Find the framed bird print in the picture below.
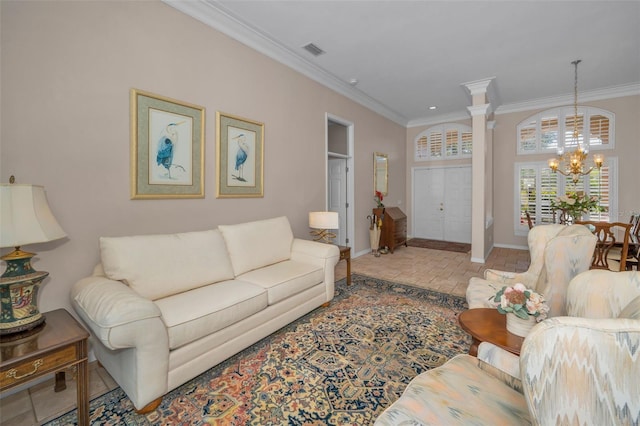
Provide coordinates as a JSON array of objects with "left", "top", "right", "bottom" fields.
[
  {"left": 216, "top": 112, "right": 264, "bottom": 198},
  {"left": 130, "top": 89, "right": 205, "bottom": 199}
]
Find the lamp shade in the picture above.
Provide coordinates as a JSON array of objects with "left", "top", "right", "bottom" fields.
[
  {"left": 309, "top": 211, "right": 339, "bottom": 230},
  {"left": 1, "top": 184, "right": 67, "bottom": 248}
]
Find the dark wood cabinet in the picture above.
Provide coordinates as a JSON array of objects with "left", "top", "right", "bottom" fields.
[{"left": 373, "top": 207, "right": 407, "bottom": 253}]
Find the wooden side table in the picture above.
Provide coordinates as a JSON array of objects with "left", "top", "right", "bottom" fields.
[
  {"left": 458, "top": 308, "right": 524, "bottom": 356},
  {"left": 0, "top": 309, "right": 90, "bottom": 425},
  {"left": 338, "top": 245, "right": 351, "bottom": 285}
]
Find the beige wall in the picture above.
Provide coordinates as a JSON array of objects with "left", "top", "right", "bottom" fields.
[
  {"left": 407, "top": 95, "right": 640, "bottom": 250},
  {"left": 0, "top": 1, "right": 405, "bottom": 315}
]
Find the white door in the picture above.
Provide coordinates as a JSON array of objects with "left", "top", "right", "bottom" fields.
[
  {"left": 443, "top": 167, "right": 472, "bottom": 243},
  {"left": 328, "top": 157, "right": 347, "bottom": 245},
  {"left": 414, "top": 168, "right": 445, "bottom": 239},
  {"left": 413, "top": 166, "right": 471, "bottom": 243}
]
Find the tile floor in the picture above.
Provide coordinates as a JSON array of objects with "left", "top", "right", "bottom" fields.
[{"left": 0, "top": 245, "right": 529, "bottom": 425}]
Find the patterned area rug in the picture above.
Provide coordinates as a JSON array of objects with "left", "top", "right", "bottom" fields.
[
  {"left": 46, "top": 275, "right": 470, "bottom": 425},
  {"left": 406, "top": 238, "right": 471, "bottom": 253}
]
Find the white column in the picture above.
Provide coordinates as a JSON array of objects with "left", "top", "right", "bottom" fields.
[{"left": 468, "top": 103, "right": 490, "bottom": 263}]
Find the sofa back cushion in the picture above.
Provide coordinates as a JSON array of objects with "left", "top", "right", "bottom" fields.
[
  {"left": 219, "top": 216, "right": 293, "bottom": 276},
  {"left": 100, "top": 230, "right": 234, "bottom": 300}
]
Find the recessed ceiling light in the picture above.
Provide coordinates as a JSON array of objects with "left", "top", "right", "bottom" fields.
[
  {"left": 349, "top": 78, "right": 359, "bottom": 86},
  {"left": 428, "top": 106, "right": 437, "bottom": 110}
]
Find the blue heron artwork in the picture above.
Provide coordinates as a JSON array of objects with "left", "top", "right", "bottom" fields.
[
  {"left": 232, "top": 133, "right": 249, "bottom": 182},
  {"left": 156, "top": 121, "right": 186, "bottom": 180}
]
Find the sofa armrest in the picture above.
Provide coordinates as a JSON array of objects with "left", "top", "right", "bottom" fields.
[
  {"left": 291, "top": 239, "right": 340, "bottom": 262},
  {"left": 478, "top": 342, "right": 521, "bottom": 379},
  {"left": 291, "top": 239, "right": 340, "bottom": 301},
  {"left": 71, "top": 274, "right": 165, "bottom": 350}
]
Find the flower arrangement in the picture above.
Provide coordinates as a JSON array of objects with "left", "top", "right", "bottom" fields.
[
  {"left": 374, "top": 190, "right": 385, "bottom": 208},
  {"left": 550, "top": 191, "right": 603, "bottom": 221},
  {"left": 493, "top": 283, "right": 549, "bottom": 322}
]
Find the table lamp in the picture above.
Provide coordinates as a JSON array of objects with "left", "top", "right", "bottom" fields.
[
  {"left": 309, "top": 211, "right": 339, "bottom": 244},
  {"left": 1, "top": 178, "right": 66, "bottom": 335}
]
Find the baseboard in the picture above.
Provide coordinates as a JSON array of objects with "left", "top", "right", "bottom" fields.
[{"left": 494, "top": 243, "right": 528, "bottom": 250}]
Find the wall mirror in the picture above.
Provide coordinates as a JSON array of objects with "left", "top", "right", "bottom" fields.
[{"left": 373, "top": 152, "right": 388, "bottom": 196}]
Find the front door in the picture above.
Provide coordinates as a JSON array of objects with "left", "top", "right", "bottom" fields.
[{"left": 413, "top": 166, "right": 472, "bottom": 243}]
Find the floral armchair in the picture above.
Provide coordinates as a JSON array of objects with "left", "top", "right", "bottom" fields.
[
  {"left": 466, "top": 224, "right": 596, "bottom": 317},
  {"left": 375, "top": 271, "right": 640, "bottom": 425}
]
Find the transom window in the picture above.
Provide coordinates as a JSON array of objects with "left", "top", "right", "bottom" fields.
[
  {"left": 517, "top": 106, "right": 614, "bottom": 154},
  {"left": 415, "top": 123, "right": 472, "bottom": 161}
]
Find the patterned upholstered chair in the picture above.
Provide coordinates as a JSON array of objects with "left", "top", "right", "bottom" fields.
[
  {"left": 375, "top": 271, "right": 640, "bottom": 425},
  {"left": 466, "top": 224, "right": 596, "bottom": 317}
]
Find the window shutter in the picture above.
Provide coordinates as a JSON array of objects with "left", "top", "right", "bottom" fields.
[
  {"left": 519, "top": 123, "right": 537, "bottom": 152},
  {"left": 589, "top": 114, "right": 610, "bottom": 147},
  {"left": 416, "top": 135, "right": 428, "bottom": 159},
  {"left": 461, "top": 131, "right": 472, "bottom": 155},
  {"left": 540, "top": 116, "right": 559, "bottom": 150},
  {"left": 564, "top": 113, "right": 584, "bottom": 148},
  {"left": 446, "top": 130, "right": 459, "bottom": 157},
  {"left": 587, "top": 166, "right": 609, "bottom": 221},
  {"left": 539, "top": 168, "right": 558, "bottom": 224},
  {"left": 430, "top": 132, "right": 442, "bottom": 158},
  {"left": 519, "top": 167, "right": 537, "bottom": 226}
]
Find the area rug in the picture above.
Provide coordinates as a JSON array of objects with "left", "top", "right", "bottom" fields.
[
  {"left": 46, "top": 275, "right": 470, "bottom": 426},
  {"left": 406, "top": 238, "right": 471, "bottom": 253}
]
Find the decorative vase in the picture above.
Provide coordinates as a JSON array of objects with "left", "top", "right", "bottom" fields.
[
  {"left": 369, "top": 227, "right": 381, "bottom": 256},
  {"left": 506, "top": 313, "right": 536, "bottom": 337}
]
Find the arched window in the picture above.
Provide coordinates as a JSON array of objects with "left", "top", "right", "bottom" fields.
[
  {"left": 517, "top": 106, "right": 614, "bottom": 154},
  {"left": 415, "top": 123, "right": 472, "bottom": 161}
]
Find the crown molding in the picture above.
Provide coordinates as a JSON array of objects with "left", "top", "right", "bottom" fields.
[
  {"left": 163, "top": 0, "right": 408, "bottom": 126},
  {"left": 406, "top": 111, "right": 471, "bottom": 128},
  {"left": 495, "top": 83, "right": 640, "bottom": 115}
]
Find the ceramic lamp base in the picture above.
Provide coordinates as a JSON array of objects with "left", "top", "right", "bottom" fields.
[
  {"left": 1, "top": 250, "right": 48, "bottom": 335},
  {"left": 506, "top": 313, "right": 536, "bottom": 337}
]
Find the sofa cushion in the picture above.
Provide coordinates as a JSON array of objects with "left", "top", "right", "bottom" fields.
[
  {"left": 219, "top": 216, "right": 294, "bottom": 276},
  {"left": 238, "top": 260, "right": 324, "bottom": 305},
  {"left": 100, "top": 230, "right": 235, "bottom": 301},
  {"left": 154, "top": 279, "right": 267, "bottom": 350}
]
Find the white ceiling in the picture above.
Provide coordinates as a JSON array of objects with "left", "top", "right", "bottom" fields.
[{"left": 165, "top": 0, "right": 640, "bottom": 127}]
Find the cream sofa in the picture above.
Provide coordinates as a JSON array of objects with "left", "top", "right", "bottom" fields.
[{"left": 71, "top": 216, "right": 339, "bottom": 411}]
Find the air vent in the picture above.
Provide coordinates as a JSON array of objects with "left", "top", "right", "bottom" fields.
[{"left": 302, "top": 42, "right": 325, "bottom": 57}]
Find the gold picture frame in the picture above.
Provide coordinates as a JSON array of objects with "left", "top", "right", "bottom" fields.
[
  {"left": 130, "top": 89, "right": 205, "bottom": 199},
  {"left": 216, "top": 112, "right": 264, "bottom": 198}
]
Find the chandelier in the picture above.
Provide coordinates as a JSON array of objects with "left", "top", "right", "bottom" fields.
[{"left": 548, "top": 59, "right": 603, "bottom": 184}]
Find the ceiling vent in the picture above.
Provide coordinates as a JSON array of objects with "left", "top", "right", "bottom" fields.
[{"left": 302, "top": 43, "right": 325, "bottom": 57}]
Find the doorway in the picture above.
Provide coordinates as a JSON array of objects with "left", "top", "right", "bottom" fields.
[
  {"left": 326, "top": 114, "right": 354, "bottom": 247},
  {"left": 413, "top": 166, "right": 472, "bottom": 243}
]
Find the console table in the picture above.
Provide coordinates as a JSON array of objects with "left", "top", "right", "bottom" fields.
[
  {"left": 338, "top": 245, "right": 351, "bottom": 285},
  {"left": 0, "top": 309, "right": 90, "bottom": 425}
]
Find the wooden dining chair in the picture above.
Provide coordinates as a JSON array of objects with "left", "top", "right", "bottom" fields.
[
  {"left": 525, "top": 211, "right": 534, "bottom": 229},
  {"left": 575, "top": 221, "right": 633, "bottom": 271}
]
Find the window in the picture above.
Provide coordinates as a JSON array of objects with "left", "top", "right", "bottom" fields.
[
  {"left": 517, "top": 107, "right": 614, "bottom": 154},
  {"left": 514, "top": 159, "right": 617, "bottom": 235},
  {"left": 415, "top": 123, "right": 472, "bottom": 161}
]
